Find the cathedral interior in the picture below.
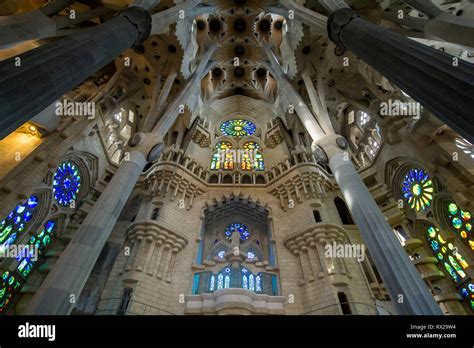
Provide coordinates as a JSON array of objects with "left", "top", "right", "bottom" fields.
[{"left": 0, "top": 0, "right": 473, "bottom": 317}]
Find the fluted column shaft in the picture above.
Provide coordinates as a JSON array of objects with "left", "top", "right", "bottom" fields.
[
  {"left": 328, "top": 149, "right": 442, "bottom": 314},
  {"left": 327, "top": 9, "right": 474, "bottom": 143},
  {"left": 26, "top": 151, "right": 148, "bottom": 314},
  {"left": 0, "top": 6, "right": 151, "bottom": 140}
]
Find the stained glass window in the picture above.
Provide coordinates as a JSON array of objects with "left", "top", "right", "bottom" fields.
[
  {"left": 53, "top": 162, "right": 82, "bottom": 207},
  {"left": 207, "top": 267, "right": 264, "bottom": 294},
  {"left": 217, "top": 273, "right": 224, "bottom": 289},
  {"left": 359, "top": 111, "right": 370, "bottom": 127},
  {"left": 249, "top": 274, "right": 255, "bottom": 291},
  {"left": 247, "top": 251, "right": 255, "bottom": 260},
  {"left": 460, "top": 283, "right": 474, "bottom": 310},
  {"left": 447, "top": 202, "right": 473, "bottom": 250},
  {"left": 256, "top": 275, "right": 262, "bottom": 292},
  {"left": 220, "top": 119, "right": 256, "bottom": 137},
  {"left": 0, "top": 271, "right": 21, "bottom": 313},
  {"left": 426, "top": 225, "right": 472, "bottom": 305},
  {"left": 209, "top": 275, "right": 215, "bottom": 291},
  {"left": 224, "top": 223, "right": 250, "bottom": 241},
  {"left": 217, "top": 250, "right": 225, "bottom": 259},
  {"left": 0, "top": 195, "right": 39, "bottom": 254},
  {"left": 242, "top": 142, "right": 264, "bottom": 171},
  {"left": 401, "top": 168, "right": 433, "bottom": 212},
  {"left": 224, "top": 275, "right": 230, "bottom": 288},
  {"left": 16, "top": 221, "right": 56, "bottom": 278},
  {"left": 210, "top": 142, "right": 234, "bottom": 170}
]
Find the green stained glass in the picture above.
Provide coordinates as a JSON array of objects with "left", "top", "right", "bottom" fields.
[{"left": 220, "top": 119, "right": 256, "bottom": 137}]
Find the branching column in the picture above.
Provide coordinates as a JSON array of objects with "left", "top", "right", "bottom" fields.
[
  {"left": 264, "top": 47, "right": 442, "bottom": 314},
  {"left": 25, "top": 43, "right": 216, "bottom": 314},
  {"left": 327, "top": 8, "right": 474, "bottom": 143},
  {"left": 0, "top": 6, "right": 152, "bottom": 139}
]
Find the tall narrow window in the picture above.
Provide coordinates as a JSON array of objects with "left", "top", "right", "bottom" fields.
[
  {"left": 151, "top": 208, "right": 160, "bottom": 220},
  {"left": 338, "top": 292, "right": 352, "bottom": 315},
  {"left": 313, "top": 210, "right": 322, "bottom": 223},
  {"left": 210, "top": 142, "right": 234, "bottom": 170},
  {"left": 117, "top": 287, "right": 133, "bottom": 315}
]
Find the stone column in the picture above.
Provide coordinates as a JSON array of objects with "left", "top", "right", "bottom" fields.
[
  {"left": 327, "top": 8, "right": 474, "bottom": 144},
  {"left": 25, "top": 150, "right": 148, "bottom": 314},
  {"left": 316, "top": 134, "right": 443, "bottom": 315},
  {"left": 152, "top": 42, "right": 217, "bottom": 138},
  {"left": 264, "top": 46, "right": 442, "bottom": 314},
  {"left": 0, "top": 6, "right": 151, "bottom": 140}
]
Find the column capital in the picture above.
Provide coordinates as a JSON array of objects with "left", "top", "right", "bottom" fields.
[
  {"left": 312, "top": 134, "right": 351, "bottom": 164},
  {"left": 327, "top": 8, "right": 359, "bottom": 48},
  {"left": 120, "top": 6, "right": 152, "bottom": 46},
  {"left": 127, "top": 132, "right": 164, "bottom": 162}
]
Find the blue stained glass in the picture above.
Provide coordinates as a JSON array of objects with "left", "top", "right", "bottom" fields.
[
  {"left": 430, "top": 240, "right": 440, "bottom": 252},
  {"left": 224, "top": 223, "right": 250, "bottom": 241},
  {"left": 220, "top": 119, "right": 256, "bottom": 137},
  {"left": 224, "top": 275, "right": 230, "bottom": 288},
  {"left": 210, "top": 275, "right": 215, "bottom": 291},
  {"left": 401, "top": 168, "right": 433, "bottom": 212},
  {"left": 468, "top": 284, "right": 474, "bottom": 292},
  {"left": 249, "top": 274, "right": 255, "bottom": 291},
  {"left": 217, "top": 250, "right": 225, "bottom": 259},
  {"left": 16, "top": 205, "right": 25, "bottom": 214},
  {"left": 217, "top": 274, "right": 224, "bottom": 289},
  {"left": 16, "top": 221, "right": 56, "bottom": 278},
  {"left": 461, "top": 288, "right": 469, "bottom": 298},
  {"left": 247, "top": 251, "right": 255, "bottom": 260},
  {"left": 27, "top": 196, "right": 39, "bottom": 209},
  {"left": 53, "top": 162, "right": 82, "bottom": 207},
  {"left": 242, "top": 275, "right": 248, "bottom": 289},
  {"left": 23, "top": 211, "right": 33, "bottom": 222},
  {"left": 256, "top": 275, "right": 262, "bottom": 292}
]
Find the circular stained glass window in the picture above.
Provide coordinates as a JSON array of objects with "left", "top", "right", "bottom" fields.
[
  {"left": 53, "top": 162, "right": 82, "bottom": 207},
  {"left": 224, "top": 222, "right": 250, "bottom": 241},
  {"left": 220, "top": 120, "right": 256, "bottom": 137},
  {"left": 401, "top": 168, "right": 434, "bottom": 212}
]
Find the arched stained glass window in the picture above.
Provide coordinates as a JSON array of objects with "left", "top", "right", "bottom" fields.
[
  {"left": 210, "top": 142, "right": 234, "bottom": 170},
  {"left": 0, "top": 271, "right": 21, "bottom": 314},
  {"left": 401, "top": 168, "right": 434, "bottom": 212},
  {"left": 0, "top": 195, "right": 39, "bottom": 254},
  {"left": 224, "top": 223, "right": 250, "bottom": 241},
  {"left": 224, "top": 275, "right": 230, "bottom": 288},
  {"left": 209, "top": 275, "right": 215, "bottom": 291},
  {"left": 242, "top": 274, "right": 248, "bottom": 289},
  {"left": 220, "top": 119, "right": 256, "bottom": 137},
  {"left": 242, "top": 142, "right": 264, "bottom": 171},
  {"left": 53, "top": 162, "right": 81, "bottom": 207},
  {"left": 256, "top": 275, "right": 262, "bottom": 292},
  {"left": 426, "top": 226, "right": 470, "bottom": 287},
  {"left": 16, "top": 221, "right": 56, "bottom": 278},
  {"left": 249, "top": 274, "right": 255, "bottom": 291},
  {"left": 217, "top": 273, "right": 224, "bottom": 290},
  {"left": 217, "top": 250, "right": 225, "bottom": 259},
  {"left": 447, "top": 202, "right": 473, "bottom": 250}
]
